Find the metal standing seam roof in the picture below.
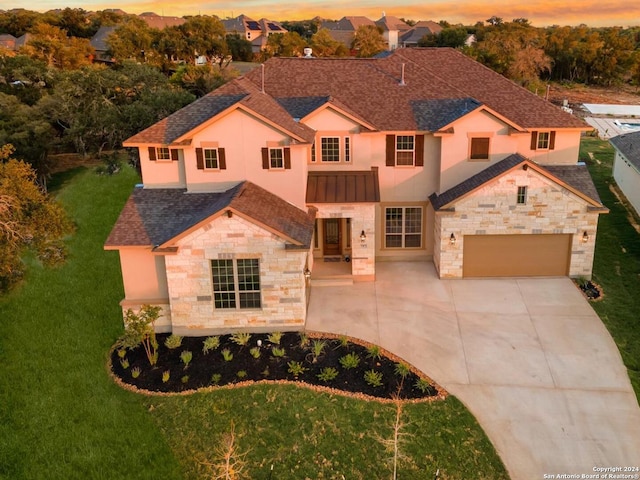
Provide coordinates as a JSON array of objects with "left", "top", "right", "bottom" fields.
[
  {"left": 105, "top": 181, "right": 316, "bottom": 249},
  {"left": 610, "top": 131, "right": 640, "bottom": 172},
  {"left": 306, "top": 169, "right": 380, "bottom": 203}
]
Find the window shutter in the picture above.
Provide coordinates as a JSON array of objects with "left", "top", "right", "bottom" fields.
[
  {"left": 219, "top": 148, "right": 226, "bottom": 170},
  {"left": 148, "top": 147, "right": 156, "bottom": 161},
  {"left": 196, "top": 148, "right": 204, "bottom": 169},
  {"left": 530, "top": 132, "right": 538, "bottom": 150},
  {"left": 170, "top": 149, "right": 179, "bottom": 161},
  {"left": 549, "top": 131, "right": 556, "bottom": 150},
  {"left": 386, "top": 135, "right": 395, "bottom": 166},
  {"left": 415, "top": 135, "right": 425, "bottom": 166},
  {"left": 284, "top": 147, "right": 291, "bottom": 169},
  {"left": 261, "top": 148, "right": 269, "bottom": 169}
]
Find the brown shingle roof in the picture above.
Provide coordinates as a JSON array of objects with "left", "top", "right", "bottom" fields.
[
  {"left": 105, "top": 181, "right": 315, "bottom": 249},
  {"left": 306, "top": 169, "right": 380, "bottom": 203}
]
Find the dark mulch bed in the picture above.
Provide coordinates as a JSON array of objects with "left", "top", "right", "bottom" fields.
[
  {"left": 111, "top": 332, "right": 441, "bottom": 401},
  {"left": 577, "top": 280, "right": 603, "bottom": 300}
]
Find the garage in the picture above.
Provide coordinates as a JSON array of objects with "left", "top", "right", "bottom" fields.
[{"left": 463, "top": 234, "right": 572, "bottom": 277}]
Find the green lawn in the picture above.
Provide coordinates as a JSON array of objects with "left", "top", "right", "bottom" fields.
[
  {"left": 580, "top": 137, "right": 640, "bottom": 398},
  {"left": 0, "top": 165, "right": 508, "bottom": 479}
]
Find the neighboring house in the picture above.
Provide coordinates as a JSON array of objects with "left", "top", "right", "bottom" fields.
[
  {"left": 138, "top": 12, "right": 185, "bottom": 29},
  {"left": 375, "top": 14, "right": 411, "bottom": 50},
  {"left": 89, "top": 25, "right": 117, "bottom": 63},
  {"left": 106, "top": 48, "right": 607, "bottom": 335},
  {"left": 399, "top": 21, "right": 443, "bottom": 47},
  {"left": 610, "top": 131, "right": 640, "bottom": 215},
  {"left": 222, "top": 15, "right": 287, "bottom": 53},
  {"left": 0, "top": 33, "right": 16, "bottom": 50},
  {"left": 321, "top": 16, "right": 377, "bottom": 49}
]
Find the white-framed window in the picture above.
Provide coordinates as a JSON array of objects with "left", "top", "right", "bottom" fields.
[
  {"left": 269, "top": 148, "right": 284, "bottom": 169},
  {"left": 321, "top": 137, "right": 340, "bottom": 162},
  {"left": 396, "top": 135, "right": 415, "bottom": 166},
  {"left": 156, "top": 147, "right": 171, "bottom": 161},
  {"left": 469, "top": 137, "right": 490, "bottom": 160},
  {"left": 203, "top": 148, "right": 219, "bottom": 169},
  {"left": 211, "top": 259, "right": 261, "bottom": 309},
  {"left": 517, "top": 186, "right": 527, "bottom": 204},
  {"left": 537, "top": 132, "right": 550, "bottom": 149},
  {"left": 385, "top": 206, "right": 422, "bottom": 248},
  {"left": 531, "top": 131, "right": 555, "bottom": 151}
]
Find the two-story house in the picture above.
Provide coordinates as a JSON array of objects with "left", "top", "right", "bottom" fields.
[{"left": 105, "top": 48, "right": 607, "bottom": 335}]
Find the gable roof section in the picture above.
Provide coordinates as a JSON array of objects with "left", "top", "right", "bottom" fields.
[
  {"left": 375, "top": 15, "right": 410, "bottom": 32},
  {"left": 400, "top": 22, "right": 443, "bottom": 44},
  {"left": 105, "top": 181, "right": 315, "bottom": 250},
  {"left": 306, "top": 169, "right": 380, "bottom": 203},
  {"left": 90, "top": 25, "right": 116, "bottom": 52},
  {"left": 610, "top": 131, "right": 640, "bottom": 172},
  {"left": 429, "top": 155, "right": 605, "bottom": 211},
  {"left": 411, "top": 98, "right": 482, "bottom": 131}
]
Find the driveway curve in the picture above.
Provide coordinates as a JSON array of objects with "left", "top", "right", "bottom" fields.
[{"left": 306, "top": 262, "right": 640, "bottom": 480}]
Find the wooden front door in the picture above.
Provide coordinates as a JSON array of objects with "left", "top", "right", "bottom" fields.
[{"left": 323, "top": 219, "right": 341, "bottom": 256}]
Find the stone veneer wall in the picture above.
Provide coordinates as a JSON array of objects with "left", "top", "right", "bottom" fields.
[
  {"left": 312, "top": 203, "right": 376, "bottom": 279},
  {"left": 164, "top": 214, "right": 309, "bottom": 335},
  {"left": 434, "top": 169, "right": 600, "bottom": 278}
]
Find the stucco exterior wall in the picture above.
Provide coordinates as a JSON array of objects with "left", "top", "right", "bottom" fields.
[
  {"left": 613, "top": 150, "right": 640, "bottom": 215},
  {"left": 311, "top": 203, "right": 376, "bottom": 279},
  {"left": 138, "top": 148, "right": 185, "bottom": 188},
  {"left": 119, "top": 249, "right": 169, "bottom": 300},
  {"left": 434, "top": 168, "right": 600, "bottom": 278},
  {"left": 164, "top": 214, "right": 309, "bottom": 335},
  {"left": 521, "top": 130, "right": 582, "bottom": 165}
]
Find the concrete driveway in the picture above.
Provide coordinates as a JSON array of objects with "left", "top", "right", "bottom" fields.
[{"left": 306, "top": 262, "right": 640, "bottom": 480}]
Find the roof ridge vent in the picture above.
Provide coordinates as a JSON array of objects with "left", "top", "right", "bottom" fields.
[{"left": 400, "top": 63, "right": 406, "bottom": 86}]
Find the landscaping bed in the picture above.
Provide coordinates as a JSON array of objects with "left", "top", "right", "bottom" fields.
[{"left": 111, "top": 331, "right": 443, "bottom": 401}]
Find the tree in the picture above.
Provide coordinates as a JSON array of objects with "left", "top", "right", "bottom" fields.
[
  {"left": 266, "top": 32, "right": 307, "bottom": 57},
  {"left": 351, "top": 25, "right": 386, "bottom": 58},
  {"left": 106, "top": 16, "right": 153, "bottom": 63},
  {"left": 56, "top": 8, "right": 92, "bottom": 38},
  {"left": 310, "top": 28, "right": 348, "bottom": 57},
  {"left": 20, "top": 23, "right": 93, "bottom": 69},
  {"left": 226, "top": 34, "right": 253, "bottom": 62},
  {"left": 0, "top": 54, "right": 51, "bottom": 106},
  {"left": 0, "top": 145, "right": 73, "bottom": 291},
  {"left": 419, "top": 27, "right": 468, "bottom": 48},
  {"left": 171, "top": 64, "right": 239, "bottom": 97},
  {"left": 180, "top": 15, "right": 228, "bottom": 66}
]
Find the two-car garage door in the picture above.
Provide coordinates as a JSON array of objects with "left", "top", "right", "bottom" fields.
[{"left": 463, "top": 234, "right": 572, "bottom": 277}]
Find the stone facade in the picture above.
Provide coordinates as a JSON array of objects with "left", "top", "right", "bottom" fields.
[
  {"left": 312, "top": 203, "right": 376, "bottom": 280},
  {"left": 164, "top": 214, "right": 309, "bottom": 335},
  {"left": 434, "top": 168, "right": 600, "bottom": 278}
]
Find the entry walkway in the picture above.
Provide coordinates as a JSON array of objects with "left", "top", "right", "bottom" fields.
[{"left": 306, "top": 262, "right": 640, "bottom": 480}]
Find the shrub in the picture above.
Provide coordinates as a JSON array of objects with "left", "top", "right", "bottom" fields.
[
  {"left": 165, "top": 334, "right": 183, "bottom": 349},
  {"left": 364, "top": 369, "right": 383, "bottom": 387},
  {"left": 180, "top": 350, "right": 193, "bottom": 368},
  {"left": 119, "top": 305, "right": 161, "bottom": 366},
  {"left": 117, "top": 349, "right": 127, "bottom": 359},
  {"left": 131, "top": 367, "right": 141, "bottom": 379},
  {"left": 221, "top": 349, "right": 233, "bottom": 361},
  {"left": 311, "top": 339, "right": 326, "bottom": 362},
  {"left": 287, "top": 361, "right": 307, "bottom": 378},
  {"left": 236, "top": 370, "right": 247, "bottom": 379},
  {"left": 298, "top": 333, "right": 310, "bottom": 348},
  {"left": 366, "top": 344, "right": 382, "bottom": 361},
  {"left": 249, "top": 347, "right": 261, "bottom": 359},
  {"left": 339, "top": 352, "right": 360, "bottom": 369},
  {"left": 267, "top": 332, "right": 282, "bottom": 345},
  {"left": 181, "top": 375, "right": 189, "bottom": 384},
  {"left": 202, "top": 336, "right": 220, "bottom": 354},
  {"left": 211, "top": 373, "right": 222, "bottom": 384},
  {"left": 394, "top": 362, "right": 411, "bottom": 379},
  {"left": 414, "top": 378, "right": 433, "bottom": 394},
  {"left": 337, "top": 335, "right": 350, "bottom": 348},
  {"left": 317, "top": 367, "right": 339, "bottom": 382},
  {"left": 120, "top": 358, "right": 129, "bottom": 369},
  {"left": 162, "top": 370, "right": 170, "bottom": 383},
  {"left": 231, "top": 332, "right": 251, "bottom": 346},
  {"left": 271, "top": 347, "right": 286, "bottom": 358}
]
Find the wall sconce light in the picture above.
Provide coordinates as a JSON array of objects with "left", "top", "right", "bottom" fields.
[
  {"left": 303, "top": 267, "right": 311, "bottom": 279},
  {"left": 582, "top": 231, "right": 589, "bottom": 243},
  {"left": 360, "top": 230, "right": 366, "bottom": 243},
  {"left": 449, "top": 233, "right": 456, "bottom": 245}
]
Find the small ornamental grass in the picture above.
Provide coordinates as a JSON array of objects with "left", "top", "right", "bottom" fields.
[
  {"left": 271, "top": 347, "right": 286, "bottom": 358},
  {"left": 339, "top": 352, "right": 360, "bottom": 369},
  {"left": 221, "top": 349, "right": 233, "bottom": 362},
  {"left": 230, "top": 332, "right": 251, "bottom": 346},
  {"left": 180, "top": 350, "right": 193, "bottom": 368},
  {"left": 317, "top": 367, "right": 339, "bottom": 382},
  {"left": 164, "top": 334, "right": 183, "bottom": 350},
  {"left": 202, "top": 336, "right": 220, "bottom": 354},
  {"left": 364, "top": 369, "right": 383, "bottom": 387},
  {"left": 287, "top": 361, "right": 307, "bottom": 378},
  {"left": 266, "top": 332, "right": 282, "bottom": 345}
]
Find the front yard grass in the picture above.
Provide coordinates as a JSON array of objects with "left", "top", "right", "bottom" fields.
[
  {"left": 0, "top": 164, "right": 508, "bottom": 479},
  {"left": 580, "top": 136, "right": 640, "bottom": 398}
]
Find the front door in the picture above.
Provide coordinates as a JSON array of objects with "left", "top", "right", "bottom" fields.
[{"left": 323, "top": 219, "right": 341, "bottom": 256}]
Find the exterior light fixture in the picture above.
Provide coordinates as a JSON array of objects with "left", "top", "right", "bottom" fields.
[
  {"left": 582, "top": 231, "right": 589, "bottom": 243},
  {"left": 303, "top": 267, "right": 311, "bottom": 279},
  {"left": 257, "top": 339, "right": 262, "bottom": 347},
  {"left": 360, "top": 230, "right": 366, "bottom": 242},
  {"left": 449, "top": 233, "right": 456, "bottom": 245}
]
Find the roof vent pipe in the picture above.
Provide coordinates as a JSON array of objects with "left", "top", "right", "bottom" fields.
[
  {"left": 261, "top": 63, "right": 265, "bottom": 94},
  {"left": 400, "top": 63, "right": 406, "bottom": 86},
  {"left": 303, "top": 47, "right": 313, "bottom": 58}
]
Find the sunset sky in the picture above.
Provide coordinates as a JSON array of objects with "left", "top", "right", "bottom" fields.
[{"left": 4, "top": 0, "right": 640, "bottom": 27}]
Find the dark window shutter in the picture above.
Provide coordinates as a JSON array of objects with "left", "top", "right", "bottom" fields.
[
  {"left": 530, "top": 132, "right": 538, "bottom": 150},
  {"left": 284, "top": 148, "right": 291, "bottom": 169},
  {"left": 148, "top": 147, "right": 156, "bottom": 161},
  {"left": 549, "top": 131, "right": 556, "bottom": 150},
  {"left": 261, "top": 148, "right": 269, "bottom": 169},
  {"left": 170, "top": 149, "right": 179, "bottom": 161},
  {"left": 386, "top": 135, "right": 395, "bottom": 166},
  {"left": 196, "top": 148, "right": 204, "bottom": 169},
  {"left": 415, "top": 135, "right": 425, "bottom": 166},
  {"left": 218, "top": 148, "right": 226, "bottom": 170}
]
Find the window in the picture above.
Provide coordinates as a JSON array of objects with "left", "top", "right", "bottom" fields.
[
  {"left": 269, "top": 148, "right": 284, "bottom": 169},
  {"left": 211, "top": 259, "right": 261, "bottom": 309},
  {"left": 385, "top": 207, "right": 422, "bottom": 248},
  {"left": 396, "top": 135, "right": 415, "bottom": 166},
  {"left": 470, "top": 137, "right": 490, "bottom": 160},
  {"left": 344, "top": 137, "right": 351, "bottom": 162},
  {"left": 537, "top": 132, "right": 550, "bottom": 149},
  {"left": 311, "top": 143, "right": 316, "bottom": 162},
  {"left": 517, "top": 186, "right": 527, "bottom": 204},
  {"left": 321, "top": 137, "right": 340, "bottom": 162},
  {"left": 203, "top": 148, "right": 218, "bottom": 169},
  {"left": 156, "top": 147, "right": 171, "bottom": 161}
]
